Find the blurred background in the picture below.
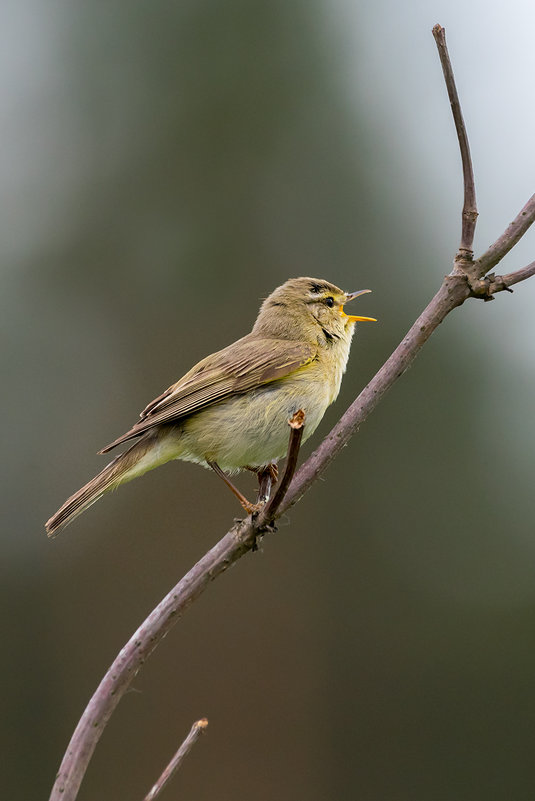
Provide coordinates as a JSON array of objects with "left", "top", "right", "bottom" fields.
[{"left": 2, "top": 1, "right": 535, "bottom": 798}]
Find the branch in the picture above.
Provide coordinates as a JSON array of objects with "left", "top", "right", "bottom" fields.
[
  {"left": 49, "top": 523, "right": 252, "bottom": 801},
  {"left": 499, "top": 260, "right": 535, "bottom": 288},
  {"left": 261, "top": 409, "right": 305, "bottom": 521},
  {"left": 469, "top": 260, "right": 535, "bottom": 300},
  {"left": 48, "top": 25, "right": 535, "bottom": 801},
  {"left": 475, "top": 194, "right": 535, "bottom": 277},
  {"left": 143, "top": 719, "right": 208, "bottom": 801},
  {"left": 432, "top": 24, "right": 478, "bottom": 257}
]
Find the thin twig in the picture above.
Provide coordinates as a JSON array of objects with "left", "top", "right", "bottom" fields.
[
  {"left": 48, "top": 26, "right": 535, "bottom": 801},
  {"left": 475, "top": 195, "right": 535, "bottom": 277},
  {"left": 432, "top": 24, "right": 478, "bottom": 257},
  {"left": 143, "top": 719, "right": 208, "bottom": 801},
  {"left": 499, "top": 260, "right": 535, "bottom": 288},
  {"left": 261, "top": 410, "right": 305, "bottom": 522},
  {"left": 469, "top": 260, "right": 535, "bottom": 299}
]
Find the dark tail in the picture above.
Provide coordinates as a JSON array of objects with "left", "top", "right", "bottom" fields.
[{"left": 45, "top": 435, "right": 166, "bottom": 537}]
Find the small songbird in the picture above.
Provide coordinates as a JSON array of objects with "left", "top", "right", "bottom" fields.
[{"left": 45, "top": 277, "right": 375, "bottom": 536}]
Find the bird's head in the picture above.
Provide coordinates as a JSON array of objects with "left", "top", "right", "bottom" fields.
[{"left": 253, "top": 277, "right": 376, "bottom": 344}]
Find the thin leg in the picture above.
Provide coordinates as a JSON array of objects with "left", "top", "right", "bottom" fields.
[
  {"left": 207, "top": 461, "right": 262, "bottom": 515},
  {"left": 255, "top": 463, "right": 278, "bottom": 505},
  {"left": 245, "top": 463, "right": 279, "bottom": 505}
]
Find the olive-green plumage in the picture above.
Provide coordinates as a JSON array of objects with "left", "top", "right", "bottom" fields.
[{"left": 46, "top": 277, "right": 375, "bottom": 536}]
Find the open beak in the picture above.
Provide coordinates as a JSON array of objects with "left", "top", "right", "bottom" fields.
[{"left": 341, "top": 289, "right": 377, "bottom": 323}]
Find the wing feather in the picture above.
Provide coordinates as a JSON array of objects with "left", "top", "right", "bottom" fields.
[{"left": 99, "top": 337, "right": 316, "bottom": 453}]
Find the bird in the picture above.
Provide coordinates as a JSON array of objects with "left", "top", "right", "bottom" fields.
[{"left": 45, "top": 277, "right": 376, "bottom": 537}]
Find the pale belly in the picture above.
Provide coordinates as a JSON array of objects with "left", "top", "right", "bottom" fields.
[{"left": 173, "top": 378, "right": 331, "bottom": 472}]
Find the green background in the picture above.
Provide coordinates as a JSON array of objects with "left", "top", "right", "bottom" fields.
[{"left": 2, "top": 1, "right": 535, "bottom": 798}]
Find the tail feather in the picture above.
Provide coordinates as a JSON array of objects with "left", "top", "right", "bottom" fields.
[{"left": 46, "top": 435, "right": 165, "bottom": 538}]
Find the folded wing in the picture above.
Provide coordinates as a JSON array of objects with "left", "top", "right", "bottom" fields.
[{"left": 99, "top": 337, "right": 316, "bottom": 453}]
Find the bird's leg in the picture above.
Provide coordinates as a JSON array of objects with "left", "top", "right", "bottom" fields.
[
  {"left": 207, "top": 461, "right": 263, "bottom": 515},
  {"left": 255, "top": 463, "right": 279, "bottom": 505}
]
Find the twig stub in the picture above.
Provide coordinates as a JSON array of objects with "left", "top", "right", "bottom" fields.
[
  {"left": 143, "top": 718, "right": 208, "bottom": 801},
  {"left": 289, "top": 409, "right": 306, "bottom": 428},
  {"left": 260, "top": 410, "right": 305, "bottom": 523}
]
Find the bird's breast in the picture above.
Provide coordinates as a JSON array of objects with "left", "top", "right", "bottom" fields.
[
  {"left": 176, "top": 373, "right": 332, "bottom": 472},
  {"left": 318, "top": 333, "right": 353, "bottom": 405}
]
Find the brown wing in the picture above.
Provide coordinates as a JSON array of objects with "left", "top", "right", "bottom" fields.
[{"left": 99, "top": 337, "right": 316, "bottom": 453}]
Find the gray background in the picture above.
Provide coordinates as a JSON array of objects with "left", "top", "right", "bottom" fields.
[{"left": 2, "top": 1, "right": 535, "bottom": 798}]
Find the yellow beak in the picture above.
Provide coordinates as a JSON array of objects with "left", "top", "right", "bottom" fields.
[{"left": 341, "top": 289, "right": 377, "bottom": 323}]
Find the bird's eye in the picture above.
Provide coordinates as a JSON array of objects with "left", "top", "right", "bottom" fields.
[{"left": 324, "top": 297, "right": 334, "bottom": 307}]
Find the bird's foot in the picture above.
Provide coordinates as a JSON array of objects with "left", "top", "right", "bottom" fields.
[
  {"left": 240, "top": 499, "right": 266, "bottom": 516},
  {"left": 266, "top": 462, "right": 279, "bottom": 483}
]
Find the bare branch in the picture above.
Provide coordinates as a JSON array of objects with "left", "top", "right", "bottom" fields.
[
  {"left": 432, "top": 24, "right": 478, "bottom": 257},
  {"left": 469, "top": 260, "right": 535, "bottom": 300},
  {"left": 49, "top": 528, "right": 253, "bottom": 801},
  {"left": 143, "top": 719, "right": 208, "bottom": 801},
  {"left": 475, "top": 194, "right": 535, "bottom": 277},
  {"left": 500, "top": 260, "right": 535, "bottom": 288}
]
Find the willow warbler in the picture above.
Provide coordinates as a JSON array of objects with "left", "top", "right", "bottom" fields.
[{"left": 46, "top": 277, "right": 375, "bottom": 536}]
